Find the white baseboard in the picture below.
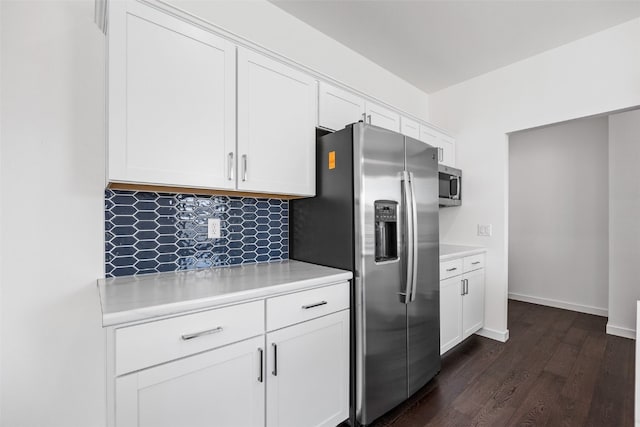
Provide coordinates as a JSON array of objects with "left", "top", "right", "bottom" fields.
[
  {"left": 476, "top": 327, "right": 509, "bottom": 342},
  {"left": 606, "top": 323, "right": 636, "bottom": 339},
  {"left": 508, "top": 292, "right": 608, "bottom": 317}
]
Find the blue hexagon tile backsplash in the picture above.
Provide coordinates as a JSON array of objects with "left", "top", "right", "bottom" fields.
[{"left": 104, "top": 190, "right": 288, "bottom": 277}]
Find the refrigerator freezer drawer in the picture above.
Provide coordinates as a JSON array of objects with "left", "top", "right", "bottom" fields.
[
  {"left": 266, "top": 281, "right": 350, "bottom": 331},
  {"left": 440, "top": 258, "right": 463, "bottom": 280}
]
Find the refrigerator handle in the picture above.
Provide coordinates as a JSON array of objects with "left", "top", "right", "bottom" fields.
[
  {"left": 408, "top": 172, "right": 419, "bottom": 302},
  {"left": 401, "top": 171, "right": 415, "bottom": 304}
]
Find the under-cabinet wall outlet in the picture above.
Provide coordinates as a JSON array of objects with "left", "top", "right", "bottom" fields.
[
  {"left": 208, "top": 218, "right": 221, "bottom": 239},
  {"left": 477, "top": 224, "right": 492, "bottom": 237}
]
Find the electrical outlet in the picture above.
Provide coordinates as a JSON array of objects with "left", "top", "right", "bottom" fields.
[
  {"left": 477, "top": 224, "right": 492, "bottom": 237},
  {"left": 208, "top": 218, "right": 221, "bottom": 239}
]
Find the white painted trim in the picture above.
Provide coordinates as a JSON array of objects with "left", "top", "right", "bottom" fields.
[
  {"left": 508, "top": 292, "right": 608, "bottom": 317},
  {"left": 606, "top": 322, "right": 635, "bottom": 340},
  {"left": 476, "top": 327, "right": 509, "bottom": 343}
]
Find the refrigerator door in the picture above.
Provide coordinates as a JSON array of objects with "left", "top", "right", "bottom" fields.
[
  {"left": 354, "top": 123, "right": 408, "bottom": 426},
  {"left": 405, "top": 137, "right": 441, "bottom": 396}
]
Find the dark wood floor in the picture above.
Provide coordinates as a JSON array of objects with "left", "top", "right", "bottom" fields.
[{"left": 370, "top": 300, "right": 635, "bottom": 427}]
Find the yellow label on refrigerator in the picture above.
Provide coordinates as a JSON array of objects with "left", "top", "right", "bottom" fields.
[{"left": 328, "top": 151, "right": 336, "bottom": 170}]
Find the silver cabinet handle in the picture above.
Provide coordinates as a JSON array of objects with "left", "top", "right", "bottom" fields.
[
  {"left": 367, "top": 114, "right": 372, "bottom": 124},
  {"left": 258, "top": 348, "right": 264, "bottom": 383},
  {"left": 446, "top": 267, "right": 457, "bottom": 272},
  {"left": 241, "top": 154, "right": 248, "bottom": 181},
  {"left": 464, "top": 279, "right": 469, "bottom": 295},
  {"left": 361, "top": 112, "right": 366, "bottom": 122},
  {"left": 461, "top": 280, "right": 465, "bottom": 296},
  {"left": 302, "top": 301, "right": 327, "bottom": 310},
  {"left": 181, "top": 326, "right": 223, "bottom": 341},
  {"left": 227, "top": 152, "right": 234, "bottom": 181},
  {"left": 471, "top": 261, "right": 481, "bottom": 265},
  {"left": 272, "top": 343, "right": 278, "bottom": 376}
]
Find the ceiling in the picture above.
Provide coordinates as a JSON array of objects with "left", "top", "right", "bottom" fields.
[{"left": 269, "top": 1, "right": 640, "bottom": 93}]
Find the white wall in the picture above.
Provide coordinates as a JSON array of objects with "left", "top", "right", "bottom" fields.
[
  {"left": 429, "top": 17, "right": 640, "bottom": 339},
  {"left": 608, "top": 109, "right": 640, "bottom": 338},
  {"left": 0, "top": 1, "right": 431, "bottom": 424},
  {"left": 1, "top": 1, "right": 106, "bottom": 425},
  {"left": 508, "top": 117, "right": 609, "bottom": 316},
  {"left": 164, "top": 0, "right": 429, "bottom": 121}
]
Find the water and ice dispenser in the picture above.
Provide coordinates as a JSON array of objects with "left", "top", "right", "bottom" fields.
[{"left": 374, "top": 200, "right": 398, "bottom": 262}]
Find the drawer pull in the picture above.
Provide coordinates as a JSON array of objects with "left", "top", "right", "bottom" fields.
[
  {"left": 180, "top": 326, "right": 223, "bottom": 341},
  {"left": 258, "top": 348, "right": 264, "bottom": 383},
  {"left": 302, "top": 301, "right": 328, "bottom": 310},
  {"left": 446, "top": 267, "right": 458, "bottom": 272},
  {"left": 471, "top": 261, "right": 481, "bottom": 265},
  {"left": 272, "top": 343, "right": 278, "bottom": 376}
]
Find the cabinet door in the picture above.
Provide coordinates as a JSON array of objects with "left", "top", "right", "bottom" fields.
[
  {"left": 318, "top": 82, "right": 365, "bottom": 131},
  {"left": 440, "top": 276, "right": 464, "bottom": 355},
  {"left": 108, "top": 1, "right": 236, "bottom": 189},
  {"left": 419, "top": 124, "right": 439, "bottom": 146},
  {"left": 365, "top": 101, "right": 400, "bottom": 132},
  {"left": 400, "top": 117, "right": 420, "bottom": 139},
  {"left": 462, "top": 269, "right": 485, "bottom": 339},
  {"left": 266, "top": 310, "right": 349, "bottom": 427},
  {"left": 237, "top": 48, "right": 316, "bottom": 196},
  {"left": 115, "top": 336, "right": 265, "bottom": 427},
  {"left": 439, "top": 134, "right": 456, "bottom": 167}
]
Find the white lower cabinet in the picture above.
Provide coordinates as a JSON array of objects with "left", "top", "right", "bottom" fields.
[
  {"left": 115, "top": 336, "right": 265, "bottom": 427},
  {"left": 462, "top": 269, "right": 485, "bottom": 339},
  {"left": 439, "top": 276, "right": 463, "bottom": 354},
  {"left": 266, "top": 310, "right": 350, "bottom": 427},
  {"left": 107, "top": 282, "right": 350, "bottom": 427},
  {"left": 439, "top": 254, "right": 485, "bottom": 354}
]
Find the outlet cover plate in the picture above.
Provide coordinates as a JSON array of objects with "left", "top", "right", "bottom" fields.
[
  {"left": 477, "top": 224, "right": 492, "bottom": 237},
  {"left": 208, "top": 218, "right": 221, "bottom": 239}
]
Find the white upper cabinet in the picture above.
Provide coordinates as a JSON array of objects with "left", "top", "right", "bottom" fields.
[
  {"left": 439, "top": 134, "right": 456, "bottom": 168},
  {"left": 419, "top": 124, "right": 456, "bottom": 167},
  {"left": 237, "top": 48, "right": 316, "bottom": 197},
  {"left": 365, "top": 101, "right": 400, "bottom": 132},
  {"left": 419, "top": 124, "right": 439, "bottom": 146},
  {"left": 108, "top": 1, "right": 236, "bottom": 189},
  {"left": 318, "top": 82, "right": 365, "bottom": 131},
  {"left": 400, "top": 116, "right": 420, "bottom": 139}
]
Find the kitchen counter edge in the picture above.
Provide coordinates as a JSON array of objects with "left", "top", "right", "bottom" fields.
[
  {"left": 98, "top": 260, "right": 352, "bottom": 328},
  {"left": 439, "top": 244, "right": 487, "bottom": 261}
]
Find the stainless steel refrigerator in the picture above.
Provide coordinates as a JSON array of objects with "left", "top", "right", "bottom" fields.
[{"left": 290, "top": 122, "right": 440, "bottom": 426}]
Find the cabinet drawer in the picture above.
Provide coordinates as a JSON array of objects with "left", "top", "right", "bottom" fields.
[
  {"left": 440, "top": 259, "right": 463, "bottom": 280},
  {"left": 266, "top": 282, "right": 350, "bottom": 331},
  {"left": 115, "top": 301, "right": 264, "bottom": 376},
  {"left": 463, "top": 254, "right": 485, "bottom": 272}
]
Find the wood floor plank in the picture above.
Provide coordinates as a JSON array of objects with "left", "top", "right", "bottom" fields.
[
  {"left": 504, "top": 371, "right": 566, "bottom": 427},
  {"left": 544, "top": 342, "right": 580, "bottom": 378}
]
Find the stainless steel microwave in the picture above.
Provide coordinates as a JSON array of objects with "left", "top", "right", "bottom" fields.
[{"left": 439, "top": 165, "right": 462, "bottom": 207}]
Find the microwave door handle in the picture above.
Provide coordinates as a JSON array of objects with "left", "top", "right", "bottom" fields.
[
  {"left": 450, "top": 176, "right": 460, "bottom": 200},
  {"left": 401, "top": 171, "right": 414, "bottom": 305},
  {"left": 408, "top": 172, "right": 419, "bottom": 302}
]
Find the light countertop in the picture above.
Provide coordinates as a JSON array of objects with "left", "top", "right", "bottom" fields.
[
  {"left": 98, "top": 260, "right": 352, "bottom": 327},
  {"left": 440, "top": 244, "right": 487, "bottom": 261}
]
